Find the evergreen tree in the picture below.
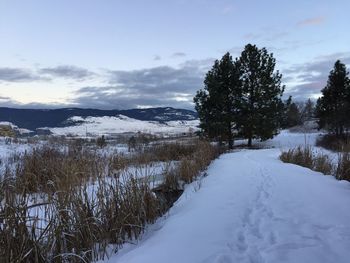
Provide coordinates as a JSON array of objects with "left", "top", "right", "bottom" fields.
[
  {"left": 301, "top": 98, "right": 315, "bottom": 122},
  {"left": 286, "top": 102, "right": 302, "bottom": 127},
  {"left": 194, "top": 52, "right": 241, "bottom": 149},
  {"left": 316, "top": 60, "right": 350, "bottom": 136},
  {"left": 280, "top": 96, "right": 292, "bottom": 128},
  {"left": 237, "top": 44, "right": 285, "bottom": 146}
]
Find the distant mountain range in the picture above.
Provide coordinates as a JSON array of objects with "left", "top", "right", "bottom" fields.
[{"left": 0, "top": 107, "right": 198, "bottom": 131}]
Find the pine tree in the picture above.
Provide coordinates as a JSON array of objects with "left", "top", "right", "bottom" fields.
[
  {"left": 301, "top": 98, "right": 315, "bottom": 122},
  {"left": 194, "top": 52, "right": 241, "bottom": 149},
  {"left": 316, "top": 60, "right": 350, "bottom": 136},
  {"left": 280, "top": 96, "right": 292, "bottom": 128},
  {"left": 194, "top": 45, "right": 285, "bottom": 148},
  {"left": 237, "top": 44, "right": 285, "bottom": 146},
  {"left": 286, "top": 102, "right": 302, "bottom": 127}
]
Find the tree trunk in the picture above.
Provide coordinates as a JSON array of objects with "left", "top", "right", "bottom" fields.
[
  {"left": 335, "top": 125, "right": 341, "bottom": 138},
  {"left": 228, "top": 122, "right": 234, "bottom": 149},
  {"left": 248, "top": 137, "right": 252, "bottom": 147},
  {"left": 228, "top": 138, "right": 234, "bottom": 149}
]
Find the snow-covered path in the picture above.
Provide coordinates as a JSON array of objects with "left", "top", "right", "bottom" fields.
[{"left": 104, "top": 147, "right": 350, "bottom": 263}]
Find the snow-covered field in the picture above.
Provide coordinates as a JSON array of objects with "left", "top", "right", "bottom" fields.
[
  {"left": 101, "top": 131, "right": 350, "bottom": 263},
  {"left": 0, "top": 137, "right": 34, "bottom": 174},
  {"left": 49, "top": 115, "right": 199, "bottom": 136}
]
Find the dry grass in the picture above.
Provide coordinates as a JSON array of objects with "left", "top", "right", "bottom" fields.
[
  {"left": 0, "top": 174, "right": 161, "bottom": 262},
  {"left": 316, "top": 134, "right": 350, "bottom": 152},
  {"left": 336, "top": 152, "right": 350, "bottom": 181},
  {"left": 154, "top": 141, "right": 221, "bottom": 209},
  {"left": 0, "top": 137, "right": 221, "bottom": 262},
  {"left": 0, "top": 125, "right": 16, "bottom": 137},
  {"left": 280, "top": 146, "right": 334, "bottom": 175},
  {"left": 130, "top": 141, "right": 199, "bottom": 165},
  {"left": 280, "top": 146, "right": 314, "bottom": 170},
  {"left": 14, "top": 145, "right": 106, "bottom": 193},
  {"left": 313, "top": 154, "right": 334, "bottom": 175}
]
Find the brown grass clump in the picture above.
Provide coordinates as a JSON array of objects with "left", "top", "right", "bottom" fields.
[
  {"left": 160, "top": 141, "right": 220, "bottom": 186},
  {"left": 280, "top": 145, "right": 350, "bottom": 182},
  {"left": 336, "top": 152, "right": 350, "bottom": 181},
  {"left": 129, "top": 141, "right": 198, "bottom": 165},
  {"left": 14, "top": 145, "right": 106, "bottom": 193},
  {"left": 280, "top": 146, "right": 334, "bottom": 175},
  {"left": 0, "top": 168, "right": 163, "bottom": 262},
  {"left": 280, "top": 146, "right": 314, "bottom": 169},
  {"left": 313, "top": 154, "right": 334, "bottom": 175}
]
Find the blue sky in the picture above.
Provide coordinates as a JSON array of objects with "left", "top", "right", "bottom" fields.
[{"left": 0, "top": 0, "right": 349, "bottom": 109}]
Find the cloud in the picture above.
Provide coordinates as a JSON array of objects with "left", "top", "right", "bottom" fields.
[
  {"left": 0, "top": 68, "right": 43, "bottom": 82},
  {"left": 244, "top": 33, "right": 263, "bottom": 40},
  {"left": 72, "top": 59, "right": 214, "bottom": 109},
  {"left": 0, "top": 96, "right": 15, "bottom": 105},
  {"left": 297, "top": 16, "right": 326, "bottom": 27},
  {"left": 243, "top": 27, "right": 289, "bottom": 42},
  {"left": 171, "top": 52, "right": 187, "bottom": 58},
  {"left": 5, "top": 50, "right": 348, "bottom": 109},
  {"left": 283, "top": 52, "right": 350, "bottom": 100},
  {"left": 39, "top": 65, "right": 95, "bottom": 80},
  {"left": 0, "top": 65, "right": 96, "bottom": 83},
  {"left": 0, "top": 96, "right": 66, "bottom": 109},
  {"left": 153, "top": 55, "right": 161, "bottom": 61}
]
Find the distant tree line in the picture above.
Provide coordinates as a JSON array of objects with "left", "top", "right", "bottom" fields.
[{"left": 282, "top": 98, "right": 315, "bottom": 128}]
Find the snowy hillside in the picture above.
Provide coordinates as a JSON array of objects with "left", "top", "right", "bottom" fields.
[
  {"left": 49, "top": 115, "right": 199, "bottom": 136},
  {"left": 102, "top": 131, "right": 350, "bottom": 263},
  {"left": 0, "top": 107, "right": 198, "bottom": 130}
]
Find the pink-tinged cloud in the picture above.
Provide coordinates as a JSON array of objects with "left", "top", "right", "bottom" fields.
[{"left": 297, "top": 16, "right": 326, "bottom": 26}]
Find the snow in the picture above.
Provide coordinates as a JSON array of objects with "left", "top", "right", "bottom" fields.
[
  {"left": 246, "top": 130, "right": 321, "bottom": 149},
  {"left": 0, "top": 138, "right": 33, "bottom": 174},
  {"left": 49, "top": 115, "right": 199, "bottom": 136},
  {"left": 101, "top": 131, "right": 350, "bottom": 263},
  {"left": 0, "top": 121, "right": 15, "bottom": 127}
]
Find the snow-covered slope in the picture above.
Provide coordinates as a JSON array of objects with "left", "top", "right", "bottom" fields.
[
  {"left": 0, "top": 107, "right": 198, "bottom": 130},
  {"left": 49, "top": 115, "right": 199, "bottom": 136},
  {"left": 102, "top": 132, "right": 350, "bottom": 263}
]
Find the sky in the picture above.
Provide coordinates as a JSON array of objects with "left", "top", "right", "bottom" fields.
[{"left": 0, "top": 0, "right": 349, "bottom": 110}]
